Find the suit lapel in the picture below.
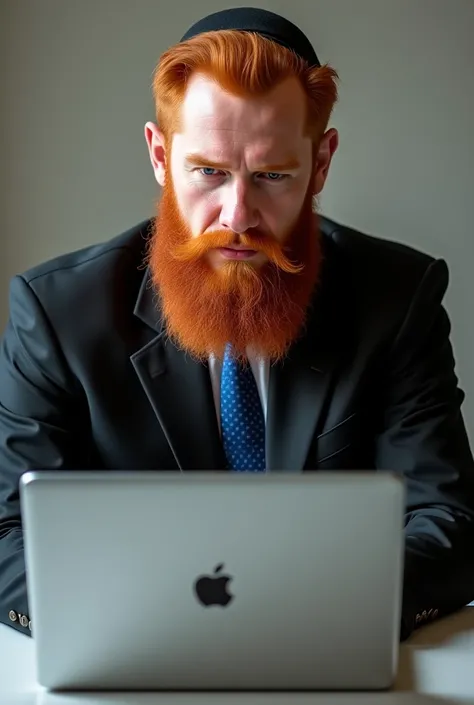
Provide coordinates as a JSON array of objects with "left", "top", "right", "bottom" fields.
[
  {"left": 131, "top": 269, "right": 226, "bottom": 471},
  {"left": 266, "top": 235, "right": 346, "bottom": 472},
  {"left": 266, "top": 349, "right": 338, "bottom": 473}
]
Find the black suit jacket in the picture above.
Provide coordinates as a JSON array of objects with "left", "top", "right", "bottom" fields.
[{"left": 1, "top": 216, "right": 474, "bottom": 639}]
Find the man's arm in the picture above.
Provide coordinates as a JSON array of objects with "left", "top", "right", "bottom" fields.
[
  {"left": 375, "top": 258, "right": 474, "bottom": 640},
  {"left": 0, "top": 275, "right": 86, "bottom": 634}
]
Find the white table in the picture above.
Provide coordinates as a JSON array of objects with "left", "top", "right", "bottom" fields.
[{"left": 2, "top": 607, "right": 474, "bottom": 704}]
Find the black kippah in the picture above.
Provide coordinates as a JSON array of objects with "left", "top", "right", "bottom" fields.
[{"left": 180, "top": 7, "right": 321, "bottom": 68}]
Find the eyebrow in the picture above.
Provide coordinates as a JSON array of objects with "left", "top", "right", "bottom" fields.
[{"left": 184, "top": 153, "right": 301, "bottom": 172}]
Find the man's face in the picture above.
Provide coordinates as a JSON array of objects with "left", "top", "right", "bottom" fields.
[
  {"left": 144, "top": 71, "right": 338, "bottom": 361},
  {"left": 160, "top": 73, "right": 314, "bottom": 267}
]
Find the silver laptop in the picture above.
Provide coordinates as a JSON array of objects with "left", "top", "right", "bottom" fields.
[{"left": 19, "top": 471, "right": 405, "bottom": 692}]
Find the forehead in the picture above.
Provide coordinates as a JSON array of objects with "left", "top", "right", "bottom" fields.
[{"left": 175, "top": 73, "right": 309, "bottom": 162}]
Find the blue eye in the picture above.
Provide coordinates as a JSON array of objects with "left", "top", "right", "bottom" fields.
[
  {"left": 200, "top": 167, "right": 219, "bottom": 176},
  {"left": 264, "top": 172, "right": 286, "bottom": 181}
]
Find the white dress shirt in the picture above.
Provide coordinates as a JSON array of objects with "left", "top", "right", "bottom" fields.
[{"left": 208, "top": 349, "right": 269, "bottom": 433}]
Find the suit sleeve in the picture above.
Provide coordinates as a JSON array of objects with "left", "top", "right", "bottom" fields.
[
  {"left": 375, "top": 258, "right": 474, "bottom": 640},
  {"left": 0, "top": 275, "right": 86, "bottom": 635}
]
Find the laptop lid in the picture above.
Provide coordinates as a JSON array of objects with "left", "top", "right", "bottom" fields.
[{"left": 20, "top": 471, "right": 405, "bottom": 691}]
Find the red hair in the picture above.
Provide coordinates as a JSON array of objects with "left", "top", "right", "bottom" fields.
[{"left": 152, "top": 29, "right": 339, "bottom": 144}]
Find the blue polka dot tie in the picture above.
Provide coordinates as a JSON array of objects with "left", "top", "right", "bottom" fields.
[{"left": 220, "top": 344, "right": 266, "bottom": 472}]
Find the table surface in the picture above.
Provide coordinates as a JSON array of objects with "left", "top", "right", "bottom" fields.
[{"left": 2, "top": 606, "right": 474, "bottom": 705}]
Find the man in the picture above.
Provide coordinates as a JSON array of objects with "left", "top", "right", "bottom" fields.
[{"left": 1, "top": 7, "right": 474, "bottom": 642}]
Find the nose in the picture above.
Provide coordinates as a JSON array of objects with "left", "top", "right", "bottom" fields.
[{"left": 219, "top": 180, "right": 259, "bottom": 234}]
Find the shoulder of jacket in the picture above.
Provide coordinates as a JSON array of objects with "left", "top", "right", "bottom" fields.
[
  {"left": 319, "top": 215, "right": 436, "bottom": 277},
  {"left": 317, "top": 215, "right": 448, "bottom": 334},
  {"left": 20, "top": 218, "right": 153, "bottom": 285}
]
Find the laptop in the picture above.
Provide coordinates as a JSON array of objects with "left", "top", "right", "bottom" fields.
[{"left": 19, "top": 471, "right": 405, "bottom": 692}]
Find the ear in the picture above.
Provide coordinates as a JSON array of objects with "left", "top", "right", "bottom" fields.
[
  {"left": 144, "top": 122, "right": 167, "bottom": 187},
  {"left": 312, "top": 128, "right": 339, "bottom": 196}
]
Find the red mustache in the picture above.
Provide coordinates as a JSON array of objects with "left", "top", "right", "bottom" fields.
[{"left": 171, "top": 230, "right": 304, "bottom": 275}]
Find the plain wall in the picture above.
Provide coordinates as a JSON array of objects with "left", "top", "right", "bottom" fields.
[{"left": 1, "top": 0, "right": 473, "bottom": 442}]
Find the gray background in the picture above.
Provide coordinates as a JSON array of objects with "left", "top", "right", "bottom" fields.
[{"left": 1, "top": 0, "right": 473, "bottom": 442}]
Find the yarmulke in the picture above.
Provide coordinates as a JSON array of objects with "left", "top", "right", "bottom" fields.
[{"left": 180, "top": 7, "right": 321, "bottom": 68}]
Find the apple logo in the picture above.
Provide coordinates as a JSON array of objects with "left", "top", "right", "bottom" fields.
[{"left": 193, "top": 563, "right": 234, "bottom": 607}]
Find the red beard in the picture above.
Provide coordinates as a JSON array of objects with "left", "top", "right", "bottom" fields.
[{"left": 147, "top": 179, "right": 322, "bottom": 362}]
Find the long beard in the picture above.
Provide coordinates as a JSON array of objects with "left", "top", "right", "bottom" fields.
[{"left": 147, "top": 180, "right": 322, "bottom": 363}]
